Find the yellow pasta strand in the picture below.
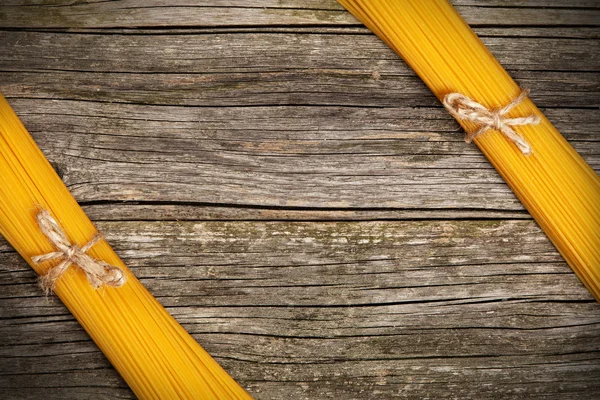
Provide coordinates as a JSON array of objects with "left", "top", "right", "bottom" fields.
[
  {"left": 337, "top": 0, "right": 600, "bottom": 301},
  {"left": 0, "top": 93, "right": 252, "bottom": 399}
]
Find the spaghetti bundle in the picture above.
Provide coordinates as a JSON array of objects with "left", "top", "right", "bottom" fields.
[
  {"left": 337, "top": 0, "right": 600, "bottom": 300},
  {"left": 0, "top": 93, "right": 251, "bottom": 398}
]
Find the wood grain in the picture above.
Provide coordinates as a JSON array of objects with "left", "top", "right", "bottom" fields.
[
  {"left": 1, "top": 1, "right": 599, "bottom": 28},
  {"left": 0, "top": 0, "right": 599, "bottom": 399},
  {"left": 2, "top": 221, "right": 600, "bottom": 399}
]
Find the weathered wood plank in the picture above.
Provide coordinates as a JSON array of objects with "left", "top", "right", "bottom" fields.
[
  {"left": 3, "top": 69, "right": 597, "bottom": 109},
  {"left": 0, "top": 98, "right": 595, "bottom": 213},
  {"left": 1, "top": 220, "right": 585, "bottom": 303},
  {"left": 0, "top": 32, "right": 597, "bottom": 111},
  {"left": 1, "top": 30, "right": 598, "bottom": 73},
  {"left": 1, "top": 0, "right": 599, "bottom": 28},
  {"left": 1, "top": 220, "right": 599, "bottom": 399},
  {"left": 0, "top": 28, "right": 597, "bottom": 213}
]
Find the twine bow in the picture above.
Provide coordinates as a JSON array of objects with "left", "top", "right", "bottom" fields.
[
  {"left": 32, "top": 209, "right": 126, "bottom": 293},
  {"left": 442, "top": 89, "right": 540, "bottom": 155}
]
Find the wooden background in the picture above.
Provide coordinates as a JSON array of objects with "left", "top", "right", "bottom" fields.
[{"left": 1, "top": 1, "right": 599, "bottom": 398}]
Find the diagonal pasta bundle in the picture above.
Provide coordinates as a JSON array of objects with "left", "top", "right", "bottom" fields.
[
  {"left": 337, "top": 0, "right": 600, "bottom": 301},
  {"left": 0, "top": 93, "right": 251, "bottom": 399}
]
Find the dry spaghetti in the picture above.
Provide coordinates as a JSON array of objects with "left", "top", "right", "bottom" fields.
[
  {"left": 0, "top": 93, "right": 252, "bottom": 399},
  {"left": 337, "top": 0, "right": 600, "bottom": 301}
]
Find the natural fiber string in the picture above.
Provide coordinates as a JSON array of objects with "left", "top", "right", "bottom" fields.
[
  {"left": 32, "top": 209, "right": 126, "bottom": 294},
  {"left": 443, "top": 89, "right": 540, "bottom": 155}
]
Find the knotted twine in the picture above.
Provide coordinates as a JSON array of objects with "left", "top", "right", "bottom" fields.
[
  {"left": 32, "top": 209, "right": 126, "bottom": 294},
  {"left": 442, "top": 89, "right": 540, "bottom": 155}
]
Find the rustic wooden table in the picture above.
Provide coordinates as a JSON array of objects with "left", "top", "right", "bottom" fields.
[{"left": 1, "top": 1, "right": 599, "bottom": 399}]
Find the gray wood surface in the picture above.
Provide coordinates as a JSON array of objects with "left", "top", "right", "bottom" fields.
[{"left": 1, "top": 1, "right": 599, "bottom": 399}]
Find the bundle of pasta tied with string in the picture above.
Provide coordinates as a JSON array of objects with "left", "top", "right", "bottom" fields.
[
  {"left": 336, "top": 0, "right": 600, "bottom": 301},
  {"left": 0, "top": 94, "right": 251, "bottom": 398}
]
